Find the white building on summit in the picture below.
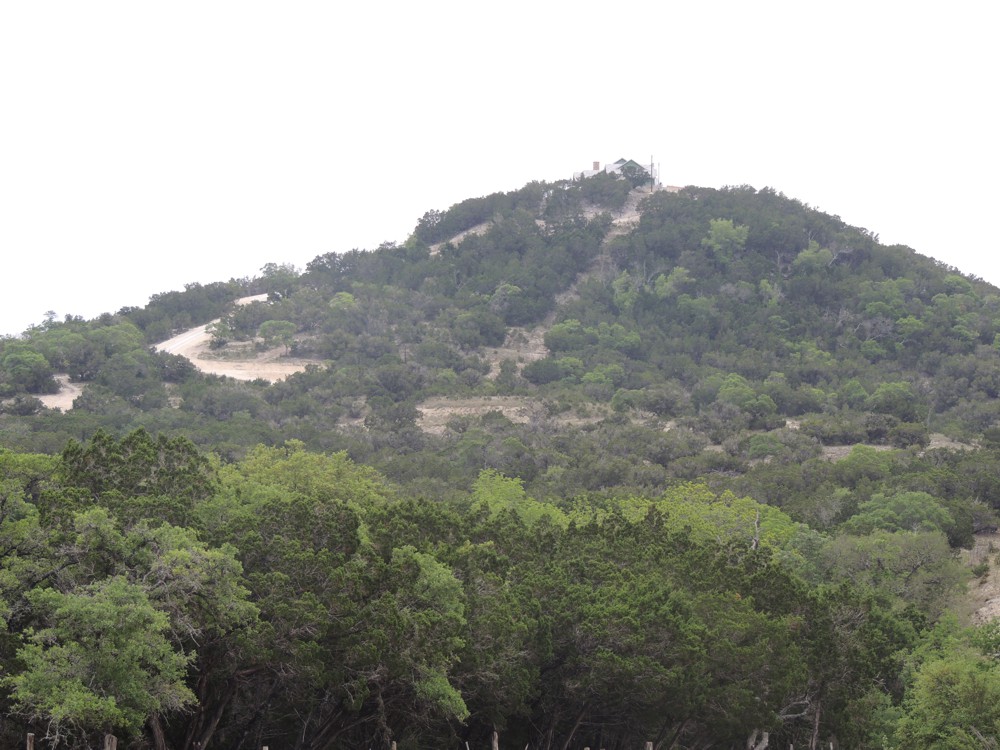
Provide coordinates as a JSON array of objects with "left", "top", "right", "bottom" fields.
[{"left": 573, "top": 158, "right": 658, "bottom": 184}]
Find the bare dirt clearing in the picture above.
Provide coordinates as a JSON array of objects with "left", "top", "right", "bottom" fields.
[
  {"left": 479, "top": 328, "right": 549, "bottom": 378},
  {"left": 417, "top": 397, "right": 543, "bottom": 435},
  {"left": 37, "top": 374, "right": 83, "bottom": 411},
  {"left": 926, "top": 432, "right": 975, "bottom": 451},
  {"left": 818, "top": 433, "right": 972, "bottom": 461},
  {"left": 963, "top": 532, "right": 1000, "bottom": 624},
  {"left": 428, "top": 222, "right": 492, "bottom": 255},
  {"left": 156, "top": 326, "right": 315, "bottom": 382},
  {"left": 417, "top": 396, "right": 609, "bottom": 435},
  {"left": 820, "top": 444, "right": 893, "bottom": 461},
  {"left": 42, "top": 296, "right": 320, "bottom": 411},
  {"left": 154, "top": 295, "right": 319, "bottom": 383}
]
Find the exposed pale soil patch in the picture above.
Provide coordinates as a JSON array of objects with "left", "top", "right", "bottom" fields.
[
  {"left": 418, "top": 397, "right": 544, "bottom": 435},
  {"left": 36, "top": 374, "right": 83, "bottom": 411},
  {"left": 927, "top": 432, "right": 974, "bottom": 451},
  {"left": 589, "top": 185, "right": 650, "bottom": 231},
  {"left": 427, "top": 183, "right": 652, "bottom": 259},
  {"left": 480, "top": 328, "right": 549, "bottom": 378},
  {"left": 820, "top": 444, "right": 893, "bottom": 461},
  {"left": 819, "top": 434, "right": 972, "bottom": 461},
  {"left": 153, "top": 295, "right": 319, "bottom": 383},
  {"left": 428, "top": 222, "right": 492, "bottom": 255},
  {"left": 784, "top": 419, "right": 970, "bottom": 461},
  {"left": 416, "top": 396, "right": 609, "bottom": 436},
  {"left": 41, "top": 296, "right": 325, "bottom": 412},
  {"left": 962, "top": 532, "right": 1000, "bottom": 624},
  {"left": 236, "top": 293, "right": 270, "bottom": 306}
]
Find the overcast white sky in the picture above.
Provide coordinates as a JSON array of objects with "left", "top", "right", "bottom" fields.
[{"left": 1, "top": 1, "right": 997, "bottom": 337}]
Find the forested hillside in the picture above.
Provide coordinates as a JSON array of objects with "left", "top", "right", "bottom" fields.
[{"left": 4, "top": 173, "right": 1000, "bottom": 747}]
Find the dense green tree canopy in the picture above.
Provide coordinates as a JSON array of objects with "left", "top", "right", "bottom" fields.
[{"left": 4, "top": 173, "right": 1000, "bottom": 747}]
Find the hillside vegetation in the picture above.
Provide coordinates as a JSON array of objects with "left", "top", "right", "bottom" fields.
[{"left": 4, "top": 172, "right": 1000, "bottom": 747}]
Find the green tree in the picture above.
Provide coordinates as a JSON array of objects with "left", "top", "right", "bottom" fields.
[
  {"left": 7, "top": 577, "right": 194, "bottom": 744},
  {"left": 894, "top": 655, "right": 1000, "bottom": 748},
  {"left": 60, "top": 428, "right": 218, "bottom": 524},
  {"left": 842, "top": 491, "right": 955, "bottom": 536},
  {"left": 865, "top": 381, "right": 925, "bottom": 422},
  {"left": 701, "top": 217, "right": 749, "bottom": 267},
  {"left": 792, "top": 240, "right": 834, "bottom": 275},
  {"left": 258, "top": 319, "right": 297, "bottom": 352},
  {"left": 654, "top": 266, "right": 694, "bottom": 298},
  {"left": 472, "top": 469, "right": 568, "bottom": 528},
  {"left": 258, "top": 262, "right": 300, "bottom": 299},
  {"left": 0, "top": 345, "right": 57, "bottom": 394},
  {"left": 612, "top": 270, "right": 640, "bottom": 314},
  {"left": 821, "top": 530, "right": 964, "bottom": 619},
  {"left": 207, "top": 317, "right": 235, "bottom": 348}
]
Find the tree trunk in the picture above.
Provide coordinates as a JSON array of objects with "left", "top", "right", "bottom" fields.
[
  {"left": 661, "top": 717, "right": 690, "bottom": 750},
  {"left": 543, "top": 711, "right": 559, "bottom": 750},
  {"left": 184, "top": 676, "right": 238, "bottom": 750},
  {"left": 809, "top": 704, "right": 822, "bottom": 750},
  {"left": 559, "top": 705, "right": 589, "bottom": 750},
  {"left": 149, "top": 714, "right": 169, "bottom": 750}
]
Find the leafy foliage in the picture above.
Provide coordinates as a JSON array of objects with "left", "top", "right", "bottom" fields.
[{"left": 3, "top": 173, "right": 1000, "bottom": 746}]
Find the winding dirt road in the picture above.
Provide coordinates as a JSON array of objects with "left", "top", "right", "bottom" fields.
[
  {"left": 153, "top": 294, "right": 313, "bottom": 382},
  {"left": 38, "top": 295, "right": 314, "bottom": 411}
]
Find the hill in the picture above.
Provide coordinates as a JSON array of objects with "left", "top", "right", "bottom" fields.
[
  {"left": 6, "top": 174, "right": 1000, "bottom": 488},
  {"left": 4, "top": 175, "right": 1000, "bottom": 489},
  {"left": 6, "top": 171, "right": 1000, "bottom": 747}
]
